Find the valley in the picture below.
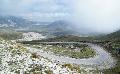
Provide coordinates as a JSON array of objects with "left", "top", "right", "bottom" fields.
[
  {"left": 0, "top": 16, "right": 120, "bottom": 74},
  {"left": 1, "top": 0, "right": 120, "bottom": 74}
]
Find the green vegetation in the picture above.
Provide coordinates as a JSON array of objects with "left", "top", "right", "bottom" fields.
[
  {"left": 24, "top": 64, "right": 42, "bottom": 74},
  {"left": 31, "top": 53, "right": 39, "bottom": 59},
  {"left": 44, "top": 70, "right": 53, "bottom": 74},
  {"left": 0, "top": 28, "right": 22, "bottom": 40},
  {"left": 62, "top": 64, "right": 81, "bottom": 73},
  {"left": 19, "top": 35, "right": 95, "bottom": 44},
  {"left": 0, "top": 32, "right": 22, "bottom": 40},
  {"left": 95, "top": 41, "right": 120, "bottom": 57},
  {"left": 30, "top": 44, "right": 96, "bottom": 59},
  {"left": 16, "top": 29, "right": 120, "bottom": 73},
  {"left": 95, "top": 41, "right": 120, "bottom": 74},
  {"left": 102, "top": 64, "right": 120, "bottom": 74},
  {"left": 102, "top": 30, "right": 120, "bottom": 41}
]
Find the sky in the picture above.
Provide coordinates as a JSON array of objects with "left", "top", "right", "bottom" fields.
[
  {"left": 71, "top": 0, "right": 120, "bottom": 33},
  {"left": 0, "top": 0, "right": 70, "bottom": 21},
  {"left": 0, "top": 0, "right": 120, "bottom": 33}
]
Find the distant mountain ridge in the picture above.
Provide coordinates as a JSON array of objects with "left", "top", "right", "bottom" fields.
[
  {"left": 0, "top": 16, "right": 33, "bottom": 28},
  {"left": 0, "top": 16, "right": 50, "bottom": 31},
  {"left": 47, "top": 20, "right": 70, "bottom": 29},
  {"left": 107, "top": 30, "right": 120, "bottom": 39},
  {"left": 111, "top": 30, "right": 120, "bottom": 36},
  {"left": 0, "top": 16, "right": 99, "bottom": 37},
  {"left": 45, "top": 20, "right": 77, "bottom": 36},
  {"left": 99, "top": 30, "right": 120, "bottom": 41}
]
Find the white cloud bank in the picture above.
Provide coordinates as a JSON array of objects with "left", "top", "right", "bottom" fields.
[
  {"left": 0, "top": 0, "right": 69, "bottom": 21},
  {"left": 69, "top": 0, "right": 120, "bottom": 33},
  {"left": 0, "top": 0, "right": 120, "bottom": 33}
]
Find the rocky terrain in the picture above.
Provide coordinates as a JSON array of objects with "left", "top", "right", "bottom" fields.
[
  {"left": 19, "top": 32, "right": 46, "bottom": 41},
  {"left": 0, "top": 39, "right": 104, "bottom": 74}
]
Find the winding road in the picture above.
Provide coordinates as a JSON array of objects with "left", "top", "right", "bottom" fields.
[{"left": 27, "top": 42, "right": 116, "bottom": 70}]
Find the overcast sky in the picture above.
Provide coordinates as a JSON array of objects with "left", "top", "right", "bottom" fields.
[
  {"left": 0, "top": 0, "right": 120, "bottom": 33},
  {"left": 0, "top": 0, "right": 70, "bottom": 21},
  {"left": 70, "top": 0, "right": 120, "bottom": 33}
]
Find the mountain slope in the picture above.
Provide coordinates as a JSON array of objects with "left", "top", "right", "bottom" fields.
[
  {"left": 0, "top": 16, "right": 33, "bottom": 28},
  {"left": 45, "top": 20, "right": 82, "bottom": 36},
  {"left": 0, "top": 28, "right": 22, "bottom": 40},
  {"left": 100, "top": 30, "right": 120, "bottom": 41},
  {"left": 107, "top": 30, "right": 120, "bottom": 39}
]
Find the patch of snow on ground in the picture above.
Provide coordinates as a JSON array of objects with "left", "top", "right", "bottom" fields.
[{"left": 21, "top": 32, "right": 46, "bottom": 41}]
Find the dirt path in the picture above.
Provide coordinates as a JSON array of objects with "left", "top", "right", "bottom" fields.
[{"left": 27, "top": 43, "right": 116, "bottom": 70}]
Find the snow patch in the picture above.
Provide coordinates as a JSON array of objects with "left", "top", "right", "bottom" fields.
[{"left": 21, "top": 32, "right": 46, "bottom": 41}]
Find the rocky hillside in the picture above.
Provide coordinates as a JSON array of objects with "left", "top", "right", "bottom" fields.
[
  {"left": 0, "top": 39, "right": 99, "bottom": 74},
  {"left": 0, "top": 16, "right": 33, "bottom": 28},
  {"left": 99, "top": 30, "right": 120, "bottom": 41}
]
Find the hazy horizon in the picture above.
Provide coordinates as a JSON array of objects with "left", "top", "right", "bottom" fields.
[{"left": 0, "top": 0, "right": 120, "bottom": 34}]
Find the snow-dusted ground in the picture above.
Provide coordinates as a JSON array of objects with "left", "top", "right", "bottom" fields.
[
  {"left": 19, "top": 32, "right": 46, "bottom": 41},
  {"left": 28, "top": 43, "right": 116, "bottom": 70},
  {"left": 0, "top": 39, "right": 116, "bottom": 74},
  {"left": 0, "top": 40, "right": 98, "bottom": 74}
]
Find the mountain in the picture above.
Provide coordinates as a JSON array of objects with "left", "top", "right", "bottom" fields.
[
  {"left": 98, "top": 30, "right": 120, "bottom": 41},
  {"left": 0, "top": 27, "right": 22, "bottom": 40},
  {"left": 107, "top": 30, "right": 120, "bottom": 38},
  {"left": 44, "top": 20, "right": 82, "bottom": 36},
  {"left": 46, "top": 20, "right": 70, "bottom": 30},
  {"left": 0, "top": 16, "right": 95, "bottom": 37},
  {"left": 0, "top": 16, "right": 33, "bottom": 28}
]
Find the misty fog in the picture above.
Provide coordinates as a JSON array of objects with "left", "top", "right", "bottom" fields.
[
  {"left": 69, "top": 0, "right": 120, "bottom": 34},
  {"left": 0, "top": 0, "right": 120, "bottom": 34}
]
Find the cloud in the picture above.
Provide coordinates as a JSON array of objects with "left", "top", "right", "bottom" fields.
[
  {"left": 69, "top": 0, "right": 120, "bottom": 33},
  {"left": 0, "top": 0, "right": 120, "bottom": 33},
  {"left": 0, "top": 0, "right": 70, "bottom": 21}
]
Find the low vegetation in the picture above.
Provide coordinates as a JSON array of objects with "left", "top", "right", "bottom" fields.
[
  {"left": 0, "top": 28, "right": 22, "bottom": 40},
  {"left": 30, "top": 43, "right": 96, "bottom": 59},
  {"left": 94, "top": 41, "right": 120, "bottom": 74},
  {"left": 17, "top": 32, "right": 120, "bottom": 73},
  {"left": 62, "top": 64, "right": 81, "bottom": 73},
  {"left": 0, "top": 40, "right": 82, "bottom": 74}
]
